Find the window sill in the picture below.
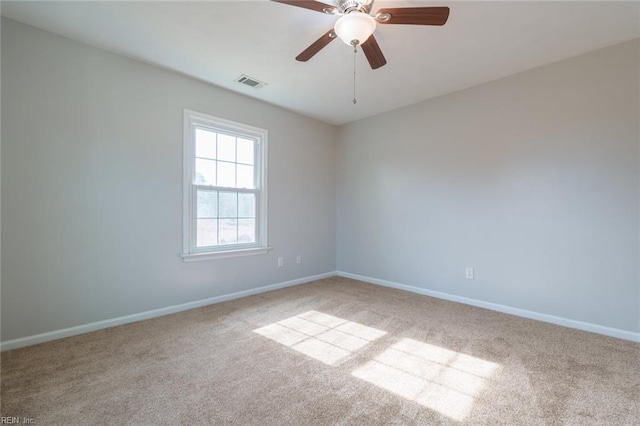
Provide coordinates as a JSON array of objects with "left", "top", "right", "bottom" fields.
[{"left": 181, "top": 247, "right": 272, "bottom": 263}]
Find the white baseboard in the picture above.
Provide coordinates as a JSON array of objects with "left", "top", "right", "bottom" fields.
[
  {"left": 337, "top": 271, "right": 640, "bottom": 343},
  {"left": 0, "top": 272, "right": 337, "bottom": 351},
  {"left": 4, "top": 271, "right": 637, "bottom": 350}
]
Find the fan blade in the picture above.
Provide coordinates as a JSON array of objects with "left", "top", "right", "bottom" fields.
[
  {"left": 361, "top": 35, "right": 387, "bottom": 70},
  {"left": 296, "top": 29, "right": 337, "bottom": 62},
  {"left": 271, "top": 0, "right": 338, "bottom": 14},
  {"left": 375, "top": 7, "right": 450, "bottom": 26}
]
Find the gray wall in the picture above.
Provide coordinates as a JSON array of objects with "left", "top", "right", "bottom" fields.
[
  {"left": 1, "top": 19, "right": 337, "bottom": 341},
  {"left": 337, "top": 39, "right": 640, "bottom": 333},
  {"left": 2, "top": 18, "right": 638, "bottom": 343}
]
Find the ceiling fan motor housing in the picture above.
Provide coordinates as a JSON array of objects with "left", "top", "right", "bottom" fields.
[{"left": 338, "top": 0, "right": 374, "bottom": 14}]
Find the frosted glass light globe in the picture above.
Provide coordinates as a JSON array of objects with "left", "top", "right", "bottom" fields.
[{"left": 334, "top": 12, "right": 377, "bottom": 46}]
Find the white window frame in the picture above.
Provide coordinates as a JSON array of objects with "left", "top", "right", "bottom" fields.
[{"left": 181, "top": 109, "right": 269, "bottom": 262}]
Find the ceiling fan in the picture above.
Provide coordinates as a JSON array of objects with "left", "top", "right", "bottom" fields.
[{"left": 272, "top": 0, "right": 450, "bottom": 70}]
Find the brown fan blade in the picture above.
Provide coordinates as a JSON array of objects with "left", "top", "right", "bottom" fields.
[
  {"left": 271, "top": 0, "right": 338, "bottom": 14},
  {"left": 296, "top": 29, "right": 337, "bottom": 62},
  {"left": 375, "top": 7, "right": 450, "bottom": 26},
  {"left": 361, "top": 35, "right": 387, "bottom": 70}
]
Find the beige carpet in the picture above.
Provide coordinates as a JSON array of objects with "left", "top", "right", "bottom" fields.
[{"left": 1, "top": 277, "right": 638, "bottom": 425}]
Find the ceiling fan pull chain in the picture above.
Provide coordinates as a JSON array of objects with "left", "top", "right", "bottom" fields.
[{"left": 352, "top": 44, "right": 357, "bottom": 104}]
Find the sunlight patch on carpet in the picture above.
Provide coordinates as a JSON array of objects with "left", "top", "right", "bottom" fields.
[
  {"left": 253, "top": 311, "right": 387, "bottom": 365},
  {"left": 351, "top": 338, "right": 500, "bottom": 421}
]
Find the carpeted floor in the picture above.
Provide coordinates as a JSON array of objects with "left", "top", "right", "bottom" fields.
[{"left": 1, "top": 277, "right": 638, "bottom": 425}]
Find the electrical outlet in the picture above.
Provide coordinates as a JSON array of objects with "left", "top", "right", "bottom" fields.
[
  {"left": 277, "top": 257, "right": 283, "bottom": 268},
  {"left": 465, "top": 267, "right": 474, "bottom": 280},
  {"left": 296, "top": 255, "right": 302, "bottom": 265}
]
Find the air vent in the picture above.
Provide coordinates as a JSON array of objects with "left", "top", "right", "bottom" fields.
[{"left": 235, "top": 74, "right": 267, "bottom": 89}]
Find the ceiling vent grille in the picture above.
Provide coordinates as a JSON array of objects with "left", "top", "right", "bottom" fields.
[{"left": 235, "top": 74, "right": 267, "bottom": 89}]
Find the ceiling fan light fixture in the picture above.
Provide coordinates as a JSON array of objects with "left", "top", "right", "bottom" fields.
[{"left": 334, "top": 12, "right": 376, "bottom": 46}]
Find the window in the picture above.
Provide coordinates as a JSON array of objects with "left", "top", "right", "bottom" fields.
[{"left": 182, "top": 109, "right": 268, "bottom": 261}]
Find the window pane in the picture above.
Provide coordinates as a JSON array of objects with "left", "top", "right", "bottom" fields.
[
  {"left": 219, "top": 192, "right": 238, "bottom": 218},
  {"left": 197, "top": 219, "right": 218, "bottom": 247},
  {"left": 195, "top": 129, "right": 216, "bottom": 159},
  {"left": 217, "top": 161, "right": 236, "bottom": 188},
  {"left": 218, "top": 133, "right": 236, "bottom": 162},
  {"left": 238, "top": 219, "right": 256, "bottom": 243},
  {"left": 237, "top": 138, "right": 254, "bottom": 165},
  {"left": 197, "top": 190, "right": 218, "bottom": 218},
  {"left": 195, "top": 158, "right": 216, "bottom": 185},
  {"left": 186, "top": 111, "right": 267, "bottom": 254},
  {"left": 237, "top": 164, "right": 254, "bottom": 189},
  {"left": 219, "top": 219, "right": 238, "bottom": 244},
  {"left": 238, "top": 193, "right": 255, "bottom": 218}
]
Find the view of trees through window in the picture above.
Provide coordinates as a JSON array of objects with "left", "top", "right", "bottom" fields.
[{"left": 194, "top": 127, "right": 257, "bottom": 247}]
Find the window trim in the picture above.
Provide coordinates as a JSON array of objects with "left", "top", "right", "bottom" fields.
[{"left": 181, "top": 109, "right": 269, "bottom": 262}]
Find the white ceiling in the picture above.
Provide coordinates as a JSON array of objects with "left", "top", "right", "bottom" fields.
[{"left": 2, "top": 1, "right": 639, "bottom": 125}]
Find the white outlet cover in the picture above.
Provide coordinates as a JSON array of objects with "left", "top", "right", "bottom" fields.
[{"left": 466, "top": 268, "right": 474, "bottom": 279}]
